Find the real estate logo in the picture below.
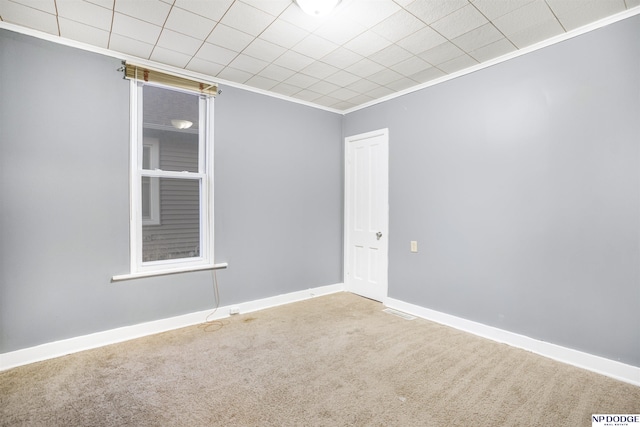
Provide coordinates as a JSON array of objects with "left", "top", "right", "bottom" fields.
[{"left": 592, "top": 414, "right": 640, "bottom": 426}]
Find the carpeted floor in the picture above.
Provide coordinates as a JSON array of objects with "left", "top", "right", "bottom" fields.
[{"left": 1, "top": 292, "right": 639, "bottom": 426}]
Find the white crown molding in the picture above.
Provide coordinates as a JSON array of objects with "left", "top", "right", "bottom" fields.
[
  {"left": 343, "top": 6, "right": 640, "bottom": 115},
  {"left": 385, "top": 297, "right": 640, "bottom": 387},
  {"left": 0, "top": 283, "right": 345, "bottom": 371},
  {"left": 0, "top": 21, "right": 341, "bottom": 115},
  {"left": 2, "top": 6, "right": 638, "bottom": 116}
]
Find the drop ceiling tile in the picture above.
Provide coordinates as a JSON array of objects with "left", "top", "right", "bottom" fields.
[
  {"left": 431, "top": 4, "right": 488, "bottom": 40},
  {"left": 245, "top": 74, "right": 279, "bottom": 90},
  {"left": 418, "top": 41, "right": 464, "bottom": 65},
  {"left": 438, "top": 54, "right": 478, "bottom": 73},
  {"left": 59, "top": 17, "right": 109, "bottom": 47},
  {"left": 320, "top": 47, "right": 364, "bottom": 69},
  {"left": 206, "top": 24, "right": 254, "bottom": 52},
  {"left": 313, "top": 15, "right": 366, "bottom": 45},
  {"left": 332, "top": 101, "right": 356, "bottom": 110},
  {"left": 345, "top": 58, "right": 386, "bottom": 78},
  {"left": 506, "top": 16, "right": 564, "bottom": 48},
  {"left": 219, "top": 1, "right": 275, "bottom": 37},
  {"left": 243, "top": 38, "right": 287, "bottom": 63},
  {"left": 86, "top": 0, "right": 114, "bottom": 9},
  {"left": 385, "top": 77, "right": 419, "bottom": 91},
  {"left": 347, "top": 93, "right": 376, "bottom": 106},
  {"left": 115, "top": 0, "right": 170, "bottom": 26},
  {"left": 271, "top": 82, "right": 302, "bottom": 96},
  {"left": 546, "top": 0, "right": 625, "bottom": 30},
  {"left": 217, "top": 66, "right": 253, "bottom": 83},
  {"left": 300, "top": 61, "right": 340, "bottom": 80},
  {"left": 195, "top": 42, "right": 238, "bottom": 66},
  {"left": 314, "top": 95, "right": 343, "bottom": 107},
  {"left": 273, "top": 50, "right": 315, "bottom": 71},
  {"left": 324, "top": 70, "right": 360, "bottom": 87},
  {"left": 292, "top": 88, "right": 323, "bottom": 102},
  {"left": 468, "top": 37, "right": 516, "bottom": 62},
  {"left": 391, "top": 56, "right": 432, "bottom": 77},
  {"left": 56, "top": 0, "right": 112, "bottom": 30},
  {"left": 369, "top": 44, "right": 413, "bottom": 67},
  {"left": 329, "top": 87, "right": 359, "bottom": 101},
  {"left": 278, "top": 3, "right": 325, "bottom": 32},
  {"left": 108, "top": 33, "right": 154, "bottom": 58},
  {"left": 492, "top": 0, "right": 556, "bottom": 35},
  {"left": 410, "top": 66, "right": 446, "bottom": 83},
  {"left": 9, "top": 0, "right": 56, "bottom": 14},
  {"left": 228, "top": 53, "right": 268, "bottom": 74},
  {"left": 308, "top": 80, "right": 341, "bottom": 94},
  {"left": 396, "top": 27, "right": 447, "bottom": 55},
  {"left": 260, "top": 18, "right": 309, "bottom": 49},
  {"left": 346, "top": 78, "right": 381, "bottom": 93},
  {"left": 259, "top": 63, "right": 297, "bottom": 81},
  {"left": 340, "top": 0, "right": 401, "bottom": 28},
  {"left": 471, "top": 0, "right": 535, "bottom": 20},
  {"left": 240, "top": 0, "right": 291, "bottom": 16},
  {"left": 174, "top": 0, "right": 233, "bottom": 22},
  {"left": 0, "top": 0, "right": 58, "bottom": 34},
  {"left": 112, "top": 12, "right": 161, "bottom": 45},
  {"left": 157, "top": 29, "right": 202, "bottom": 56},
  {"left": 368, "top": 85, "right": 395, "bottom": 98},
  {"left": 368, "top": 68, "right": 404, "bottom": 86},
  {"left": 165, "top": 6, "right": 216, "bottom": 40},
  {"left": 150, "top": 46, "right": 192, "bottom": 68},
  {"left": 283, "top": 71, "right": 320, "bottom": 89},
  {"left": 291, "top": 34, "right": 338, "bottom": 60},
  {"left": 405, "top": 0, "right": 468, "bottom": 25},
  {"left": 371, "top": 9, "right": 425, "bottom": 43},
  {"left": 452, "top": 23, "right": 504, "bottom": 52},
  {"left": 344, "top": 31, "right": 392, "bottom": 57},
  {"left": 186, "top": 57, "right": 225, "bottom": 76}
]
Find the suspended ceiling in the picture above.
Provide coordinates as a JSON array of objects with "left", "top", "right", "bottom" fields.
[{"left": 1, "top": 0, "right": 638, "bottom": 112}]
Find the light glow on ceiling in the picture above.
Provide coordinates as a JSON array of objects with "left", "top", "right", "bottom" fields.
[{"left": 296, "top": 0, "right": 341, "bottom": 17}]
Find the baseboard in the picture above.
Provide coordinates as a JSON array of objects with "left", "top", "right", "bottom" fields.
[
  {"left": 0, "top": 282, "right": 345, "bottom": 371},
  {"left": 385, "top": 297, "right": 640, "bottom": 387}
]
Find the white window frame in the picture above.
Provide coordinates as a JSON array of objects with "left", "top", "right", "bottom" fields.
[
  {"left": 128, "top": 80, "right": 215, "bottom": 276},
  {"left": 141, "top": 138, "right": 160, "bottom": 226}
]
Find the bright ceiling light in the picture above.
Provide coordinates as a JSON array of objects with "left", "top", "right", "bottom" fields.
[{"left": 296, "top": 0, "right": 341, "bottom": 17}]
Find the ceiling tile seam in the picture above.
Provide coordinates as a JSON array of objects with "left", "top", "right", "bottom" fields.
[
  {"left": 106, "top": 0, "right": 115, "bottom": 50},
  {"left": 53, "top": 0, "right": 60, "bottom": 36},
  {"left": 543, "top": 0, "right": 567, "bottom": 32},
  {"left": 148, "top": 1, "right": 176, "bottom": 62},
  {"left": 185, "top": 1, "right": 236, "bottom": 72},
  {"left": 468, "top": 2, "right": 518, "bottom": 52},
  {"left": 215, "top": 1, "right": 298, "bottom": 91}
]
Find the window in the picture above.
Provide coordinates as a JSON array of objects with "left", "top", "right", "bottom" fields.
[{"left": 128, "top": 80, "right": 214, "bottom": 275}]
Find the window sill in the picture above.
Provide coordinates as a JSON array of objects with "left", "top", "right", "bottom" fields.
[{"left": 111, "top": 262, "right": 228, "bottom": 282}]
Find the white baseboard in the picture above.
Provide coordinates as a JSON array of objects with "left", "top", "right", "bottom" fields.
[
  {"left": 0, "top": 283, "right": 345, "bottom": 371},
  {"left": 385, "top": 297, "right": 640, "bottom": 387}
]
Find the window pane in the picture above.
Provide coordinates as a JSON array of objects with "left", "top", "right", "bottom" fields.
[
  {"left": 143, "top": 85, "right": 199, "bottom": 173},
  {"left": 141, "top": 177, "right": 151, "bottom": 219},
  {"left": 142, "top": 178, "right": 200, "bottom": 262}
]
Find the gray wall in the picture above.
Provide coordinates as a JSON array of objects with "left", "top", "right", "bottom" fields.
[
  {"left": 0, "top": 30, "right": 343, "bottom": 353},
  {"left": 344, "top": 15, "right": 640, "bottom": 367}
]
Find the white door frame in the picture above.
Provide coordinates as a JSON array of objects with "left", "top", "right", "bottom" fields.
[{"left": 343, "top": 128, "right": 389, "bottom": 302}]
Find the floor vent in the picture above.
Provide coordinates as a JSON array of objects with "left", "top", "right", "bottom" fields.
[{"left": 383, "top": 308, "right": 416, "bottom": 320}]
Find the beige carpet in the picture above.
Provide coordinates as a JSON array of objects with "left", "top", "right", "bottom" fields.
[{"left": 1, "top": 292, "right": 639, "bottom": 426}]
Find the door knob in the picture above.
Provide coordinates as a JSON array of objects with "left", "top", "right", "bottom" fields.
[{"left": 376, "top": 232, "right": 382, "bottom": 240}]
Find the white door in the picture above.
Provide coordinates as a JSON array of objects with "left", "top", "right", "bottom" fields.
[{"left": 344, "top": 128, "right": 389, "bottom": 302}]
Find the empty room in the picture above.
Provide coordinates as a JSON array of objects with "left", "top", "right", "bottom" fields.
[{"left": 1, "top": 0, "right": 639, "bottom": 425}]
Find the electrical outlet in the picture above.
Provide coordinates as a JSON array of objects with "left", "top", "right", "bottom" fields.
[
  {"left": 229, "top": 306, "right": 240, "bottom": 315},
  {"left": 410, "top": 241, "right": 418, "bottom": 253}
]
